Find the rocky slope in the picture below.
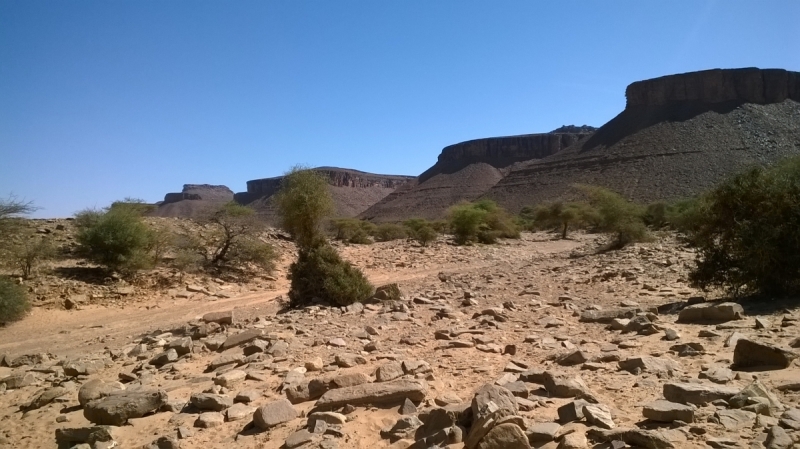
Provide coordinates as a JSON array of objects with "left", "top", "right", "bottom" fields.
[
  {"left": 360, "top": 128, "right": 594, "bottom": 222},
  {"left": 1, "top": 231, "right": 799, "bottom": 449},
  {"left": 486, "top": 68, "right": 800, "bottom": 211}
]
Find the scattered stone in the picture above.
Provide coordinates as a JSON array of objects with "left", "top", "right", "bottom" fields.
[
  {"left": 83, "top": 390, "right": 168, "bottom": 425},
  {"left": 642, "top": 400, "right": 694, "bottom": 423},
  {"left": 202, "top": 310, "right": 233, "bottom": 325},
  {"left": 190, "top": 393, "right": 233, "bottom": 411},
  {"left": 285, "top": 429, "right": 316, "bottom": 448},
  {"left": 618, "top": 356, "right": 681, "bottom": 375},
  {"left": 587, "top": 427, "right": 674, "bottom": 449},
  {"left": 733, "top": 338, "right": 798, "bottom": 369},
  {"left": 662, "top": 382, "right": 738, "bottom": 405},
  {"left": 220, "top": 329, "right": 262, "bottom": 350},
  {"left": 715, "top": 409, "right": 756, "bottom": 430},
  {"left": 678, "top": 302, "right": 744, "bottom": 323},
  {"left": 526, "top": 422, "right": 561, "bottom": 442},
  {"left": 24, "top": 386, "right": 69, "bottom": 411},
  {"left": 471, "top": 384, "right": 518, "bottom": 419},
  {"left": 225, "top": 403, "right": 255, "bottom": 422},
  {"left": 584, "top": 404, "right": 615, "bottom": 429},
  {"left": 476, "top": 422, "right": 530, "bottom": 449},
  {"left": 377, "top": 361, "right": 405, "bottom": 382},
  {"left": 213, "top": 369, "right": 246, "bottom": 387},
  {"left": 558, "top": 400, "right": 590, "bottom": 423},
  {"left": 253, "top": 398, "right": 297, "bottom": 430},
  {"left": 195, "top": 412, "right": 224, "bottom": 428},
  {"left": 315, "top": 379, "right": 428, "bottom": 410},
  {"left": 699, "top": 367, "right": 735, "bottom": 384},
  {"left": 399, "top": 397, "right": 417, "bottom": 415}
]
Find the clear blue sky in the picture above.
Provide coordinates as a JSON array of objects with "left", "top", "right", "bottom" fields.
[{"left": 2, "top": 1, "right": 798, "bottom": 218}]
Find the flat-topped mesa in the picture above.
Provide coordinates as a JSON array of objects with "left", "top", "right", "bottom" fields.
[
  {"left": 162, "top": 184, "right": 234, "bottom": 204},
  {"left": 242, "top": 167, "right": 414, "bottom": 199},
  {"left": 419, "top": 128, "right": 595, "bottom": 183},
  {"left": 625, "top": 68, "right": 800, "bottom": 108}
]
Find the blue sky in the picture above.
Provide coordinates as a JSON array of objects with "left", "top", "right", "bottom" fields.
[{"left": 1, "top": 1, "right": 798, "bottom": 218}]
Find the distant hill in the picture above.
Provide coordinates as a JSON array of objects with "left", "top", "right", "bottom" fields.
[{"left": 359, "top": 129, "right": 594, "bottom": 222}]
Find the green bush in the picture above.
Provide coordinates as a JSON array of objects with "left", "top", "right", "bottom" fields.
[
  {"left": 575, "top": 185, "right": 649, "bottom": 249},
  {"left": 374, "top": 223, "right": 407, "bottom": 242},
  {"left": 330, "top": 218, "right": 374, "bottom": 244},
  {"left": 413, "top": 225, "right": 438, "bottom": 246},
  {"left": 448, "top": 203, "right": 488, "bottom": 245},
  {"left": 448, "top": 200, "right": 519, "bottom": 245},
  {"left": 0, "top": 276, "right": 31, "bottom": 324},
  {"left": 530, "top": 201, "right": 593, "bottom": 239},
  {"left": 75, "top": 206, "right": 155, "bottom": 275},
  {"left": 688, "top": 157, "right": 800, "bottom": 296},
  {"left": 274, "top": 167, "right": 334, "bottom": 249},
  {"left": 288, "top": 243, "right": 374, "bottom": 307}
]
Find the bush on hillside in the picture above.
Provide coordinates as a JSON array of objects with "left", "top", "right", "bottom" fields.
[
  {"left": 75, "top": 206, "right": 155, "bottom": 275},
  {"left": 688, "top": 157, "right": 800, "bottom": 296},
  {"left": 0, "top": 276, "right": 31, "bottom": 324},
  {"left": 288, "top": 243, "right": 374, "bottom": 307},
  {"left": 575, "top": 185, "right": 649, "bottom": 249},
  {"left": 3, "top": 235, "right": 55, "bottom": 279}
]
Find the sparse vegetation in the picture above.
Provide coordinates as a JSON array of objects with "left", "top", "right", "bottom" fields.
[
  {"left": 529, "top": 201, "right": 594, "bottom": 239},
  {"left": 3, "top": 235, "right": 55, "bottom": 279},
  {"left": 287, "top": 242, "right": 373, "bottom": 307},
  {"left": 403, "top": 218, "right": 438, "bottom": 246},
  {"left": 687, "top": 157, "right": 800, "bottom": 296},
  {"left": 575, "top": 185, "right": 650, "bottom": 250},
  {"left": 373, "top": 223, "right": 407, "bottom": 242},
  {"left": 331, "top": 218, "right": 375, "bottom": 244},
  {"left": 0, "top": 276, "right": 31, "bottom": 324},
  {"left": 277, "top": 166, "right": 374, "bottom": 307},
  {"left": 74, "top": 205, "right": 156, "bottom": 275},
  {"left": 448, "top": 200, "right": 519, "bottom": 245},
  {"left": 274, "top": 166, "right": 334, "bottom": 249}
]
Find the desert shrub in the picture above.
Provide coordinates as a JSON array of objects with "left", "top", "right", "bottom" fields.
[
  {"left": 274, "top": 166, "right": 334, "bottom": 249},
  {"left": 448, "top": 203, "right": 488, "bottom": 245},
  {"left": 172, "top": 247, "right": 204, "bottom": 281},
  {"left": 373, "top": 223, "right": 407, "bottom": 242},
  {"left": 0, "top": 276, "right": 31, "bottom": 324},
  {"left": 330, "top": 218, "right": 374, "bottom": 244},
  {"left": 414, "top": 225, "right": 438, "bottom": 246},
  {"left": 288, "top": 243, "right": 374, "bottom": 307},
  {"left": 3, "top": 234, "right": 55, "bottom": 279},
  {"left": 643, "top": 202, "right": 669, "bottom": 229},
  {"left": 0, "top": 196, "right": 36, "bottom": 236},
  {"left": 531, "top": 201, "right": 593, "bottom": 239},
  {"left": 109, "top": 198, "right": 156, "bottom": 215},
  {"left": 448, "top": 200, "right": 519, "bottom": 245},
  {"left": 179, "top": 202, "right": 277, "bottom": 273},
  {"left": 575, "top": 185, "right": 649, "bottom": 249},
  {"left": 474, "top": 200, "right": 520, "bottom": 239},
  {"left": 687, "top": 157, "right": 800, "bottom": 296},
  {"left": 75, "top": 206, "right": 155, "bottom": 275},
  {"left": 665, "top": 197, "right": 707, "bottom": 236}
]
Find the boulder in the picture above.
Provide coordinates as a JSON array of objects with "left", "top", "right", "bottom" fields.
[
  {"left": 663, "top": 382, "right": 738, "bottom": 405},
  {"left": 579, "top": 307, "right": 639, "bottom": 323},
  {"left": 195, "top": 412, "right": 224, "bottom": 428},
  {"left": 78, "top": 379, "right": 124, "bottom": 407},
  {"left": 733, "top": 338, "right": 798, "bottom": 369},
  {"left": 642, "top": 400, "right": 695, "bottom": 422},
  {"left": 526, "top": 422, "right": 561, "bottom": 442},
  {"left": 190, "top": 393, "right": 233, "bottom": 411},
  {"left": 618, "top": 356, "right": 681, "bottom": 375},
  {"left": 0, "top": 372, "right": 36, "bottom": 389},
  {"left": 24, "top": 386, "right": 69, "bottom": 411},
  {"left": 471, "top": 384, "right": 518, "bottom": 420},
  {"left": 678, "top": 302, "right": 743, "bottom": 323},
  {"left": 587, "top": 427, "right": 674, "bottom": 449},
  {"left": 542, "top": 371, "right": 597, "bottom": 401},
  {"left": 253, "top": 398, "right": 297, "bottom": 430},
  {"left": 83, "top": 390, "right": 168, "bottom": 425},
  {"left": 202, "top": 310, "right": 233, "bottom": 325},
  {"left": 475, "top": 423, "right": 531, "bottom": 449},
  {"left": 314, "top": 379, "right": 428, "bottom": 410},
  {"left": 220, "top": 329, "right": 262, "bottom": 350}
]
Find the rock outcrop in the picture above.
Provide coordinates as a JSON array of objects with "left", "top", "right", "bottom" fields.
[
  {"left": 151, "top": 184, "right": 235, "bottom": 218},
  {"left": 361, "top": 127, "right": 594, "bottom": 221},
  {"left": 626, "top": 68, "right": 800, "bottom": 108}
]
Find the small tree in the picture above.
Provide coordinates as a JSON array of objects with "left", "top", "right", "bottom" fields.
[
  {"left": 688, "top": 157, "right": 800, "bottom": 296},
  {"left": 179, "top": 202, "right": 277, "bottom": 272},
  {"left": 0, "top": 276, "right": 31, "bottom": 324},
  {"left": 274, "top": 166, "right": 334, "bottom": 249},
  {"left": 276, "top": 166, "right": 374, "bottom": 307},
  {"left": 4, "top": 235, "right": 55, "bottom": 279},
  {"left": 373, "top": 223, "right": 407, "bottom": 242},
  {"left": 532, "top": 202, "right": 592, "bottom": 239},
  {"left": 574, "top": 185, "right": 649, "bottom": 249},
  {"left": 448, "top": 203, "right": 488, "bottom": 245}
]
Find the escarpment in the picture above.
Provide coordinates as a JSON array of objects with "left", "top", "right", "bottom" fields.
[
  {"left": 626, "top": 68, "right": 800, "bottom": 108},
  {"left": 486, "top": 68, "right": 800, "bottom": 212},
  {"left": 151, "top": 185, "right": 235, "bottom": 218}
]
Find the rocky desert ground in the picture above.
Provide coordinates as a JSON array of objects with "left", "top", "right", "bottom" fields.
[{"left": 1, "top": 222, "right": 799, "bottom": 449}]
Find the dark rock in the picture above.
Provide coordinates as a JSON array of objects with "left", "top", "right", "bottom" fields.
[
  {"left": 733, "top": 338, "right": 798, "bottom": 369},
  {"left": 83, "top": 390, "right": 168, "bottom": 425}
]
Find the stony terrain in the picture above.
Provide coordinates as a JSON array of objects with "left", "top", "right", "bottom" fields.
[{"left": 2, "top": 228, "right": 799, "bottom": 449}]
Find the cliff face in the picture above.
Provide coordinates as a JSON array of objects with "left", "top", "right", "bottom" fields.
[
  {"left": 419, "top": 131, "right": 593, "bottom": 182},
  {"left": 162, "top": 184, "right": 234, "bottom": 204},
  {"left": 486, "top": 68, "right": 800, "bottom": 211},
  {"left": 626, "top": 68, "right": 800, "bottom": 108},
  {"left": 241, "top": 168, "right": 413, "bottom": 200}
]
